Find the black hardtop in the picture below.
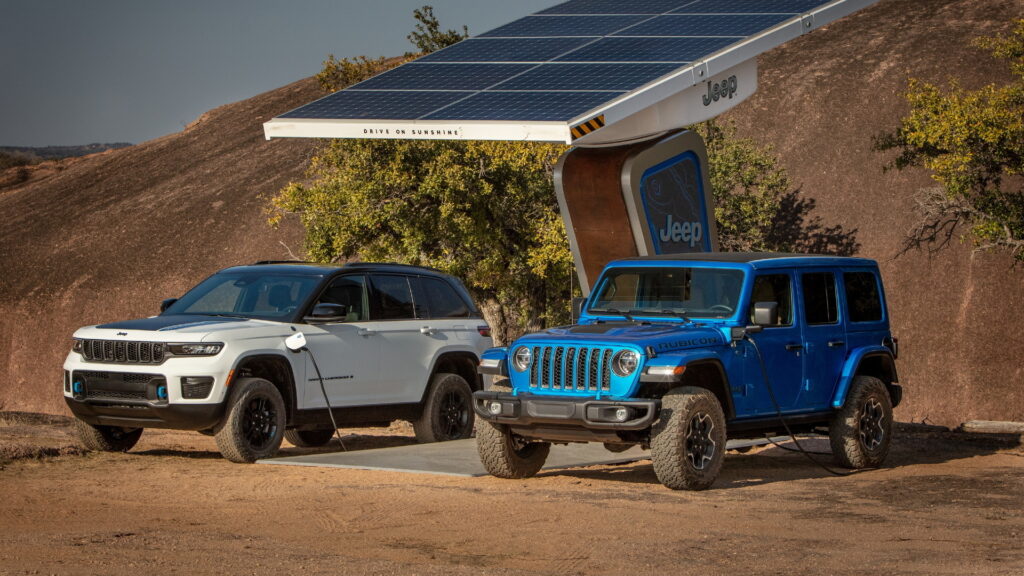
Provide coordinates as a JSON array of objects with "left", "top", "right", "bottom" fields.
[{"left": 612, "top": 252, "right": 878, "bottom": 270}]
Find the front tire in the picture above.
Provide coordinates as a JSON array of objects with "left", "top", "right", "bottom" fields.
[
  {"left": 413, "top": 372, "right": 475, "bottom": 443},
  {"left": 74, "top": 419, "right": 142, "bottom": 452},
  {"left": 284, "top": 428, "right": 335, "bottom": 448},
  {"left": 475, "top": 383, "right": 550, "bottom": 479},
  {"left": 829, "top": 375, "right": 893, "bottom": 469},
  {"left": 650, "top": 387, "right": 726, "bottom": 491},
  {"left": 214, "top": 377, "right": 286, "bottom": 463}
]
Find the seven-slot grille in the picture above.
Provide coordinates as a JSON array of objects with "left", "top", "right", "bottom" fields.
[
  {"left": 81, "top": 340, "right": 165, "bottom": 364},
  {"left": 528, "top": 345, "right": 615, "bottom": 392}
]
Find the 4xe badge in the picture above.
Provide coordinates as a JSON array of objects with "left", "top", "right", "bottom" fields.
[{"left": 702, "top": 75, "right": 738, "bottom": 106}]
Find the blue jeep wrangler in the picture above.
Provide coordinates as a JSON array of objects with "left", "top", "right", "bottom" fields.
[{"left": 474, "top": 253, "right": 901, "bottom": 490}]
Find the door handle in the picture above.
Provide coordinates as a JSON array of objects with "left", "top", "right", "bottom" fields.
[
  {"left": 357, "top": 328, "right": 377, "bottom": 336},
  {"left": 828, "top": 340, "right": 846, "bottom": 348},
  {"left": 420, "top": 326, "right": 437, "bottom": 335},
  {"left": 785, "top": 344, "right": 803, "bottom": 351}
]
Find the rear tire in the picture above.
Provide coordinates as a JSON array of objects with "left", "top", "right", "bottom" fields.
[
  {"left": 74, "top": 419, "right": 142, "bottom": 452},
  {"left": 650, "top": 387, "right": 726, "bottom": 491},
  {"left": 829, "top": 375, "right": 893, "bottom": 469},
  {"left": 214, "top": 378, "right": 286, "bottom": 463},
  {"left": 284, "top": 428, "right": 335, "bottom": 448},
  {"left": 413, "top": 373, "right": 475, "bottom": 443}
]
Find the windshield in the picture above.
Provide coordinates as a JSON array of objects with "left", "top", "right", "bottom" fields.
[
  {"left": 163, "top": 272, "right": 323, "bottom": 320},
  {"left": 589, "top": 267, "right": 744, "bottom": 319}
]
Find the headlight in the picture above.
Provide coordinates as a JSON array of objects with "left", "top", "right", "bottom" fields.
[
  {"left": 612, "top": 350, "right": 640, "bottom": 377},
  {"left": 167, "top": 343, "right": 223, "bottom": 356},
  {"left": 72, "top": 339, "right": 84, "bottom": 354},
  {"left": 512, "top": 346, "right": 532, "bottom": 372}
]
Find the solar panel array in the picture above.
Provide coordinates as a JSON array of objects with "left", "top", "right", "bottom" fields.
[{"left": 273, "top": 0, "right": 862, "bottom": 133}]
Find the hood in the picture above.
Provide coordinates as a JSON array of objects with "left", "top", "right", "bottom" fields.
[
  {"left": 96, "top": 315, "right": 249, "bottom": 332},
  {"left": 519, "top": 322, "right": 726, "bottom": 353}
]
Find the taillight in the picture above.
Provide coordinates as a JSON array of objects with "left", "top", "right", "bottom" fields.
[{"left": 477, "top": 325, "right": 491, "bottom": 337}]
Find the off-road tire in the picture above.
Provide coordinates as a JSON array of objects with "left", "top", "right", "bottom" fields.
[
  {"left": 74, "top": 419, "right": 143, "bottom": 452},
  {"left": 413, "top": 372, "right": 475, "bottom": 443},
  {"left": 475, "top": 383, "right": 550, "bottom": 478},
  {"left": 284, "top": 428, "right": 335, "bottom": 448},
  {"left": 829, "top": 375, "right": 893, "bottom": 469},
  {"left": 214, "top": 377, "right": 286, "bottom": 463},
  {"left": 651, "top": 386, "right": 727, "bottom": 491}
]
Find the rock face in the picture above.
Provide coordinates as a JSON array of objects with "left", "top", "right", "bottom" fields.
[
  {"left": 1, "top": 0, "right": 1021, "bottom": 426},
  {"left": 721, "top": 0, "right": 1023, "bottom": 426},
  {"left": 0, "top": 78, "right": 317, "bottom": 414}
]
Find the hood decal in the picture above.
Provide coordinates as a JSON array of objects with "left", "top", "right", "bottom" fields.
[{"left": 97, "top": 315, "right": 246, "bottom": 332}]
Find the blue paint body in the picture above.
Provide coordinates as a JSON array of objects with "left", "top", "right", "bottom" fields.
[{"left": 487, "top": 254, "right": 899, "bottom": 426}]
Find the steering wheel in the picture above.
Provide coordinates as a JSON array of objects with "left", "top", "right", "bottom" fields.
[{"left": 709, "top": 304, "right": 734, "bottom": 314}]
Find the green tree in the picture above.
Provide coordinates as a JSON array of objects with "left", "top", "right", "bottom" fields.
[
  {"left": 875, "top": 21, "right": 1024, "bottom": 262},
  {"left": 406, "top": 6, "right": 468, "bottom": 55}
]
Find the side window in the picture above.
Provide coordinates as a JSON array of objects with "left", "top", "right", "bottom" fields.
[
  {"left": 749, "top": 274, "right": 793, "bottom": 326},
  {"left": 844, "top": 271, "right": 882, "bottom": 323},
  {"left": 802, "top": 272, "right": 839, "bottom": 325},
  {"left": 421, "top": 277, "right": 470, "bottom": 318},
  {"left": 370, "top": 275, "right": 417, "bottom": 320},
  {"left": 316, "top": 275, "right": 368, "bottom": 321}
]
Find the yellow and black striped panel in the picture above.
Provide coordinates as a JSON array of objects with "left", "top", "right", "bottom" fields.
[{"left": 570, "top": 115, "right": 605, "bottom": 140}]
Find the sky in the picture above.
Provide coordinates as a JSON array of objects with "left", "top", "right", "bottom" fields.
[{"left": 1, "top": 0, "right": 561, "bottom": 147}]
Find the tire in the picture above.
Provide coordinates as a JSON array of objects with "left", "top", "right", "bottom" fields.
[
  {"left": 413, "top": 372, "right": 475, "bottom": 443},
  {"left": 829, "top": 375, "right": 893, "bottom": 469},
  {"left": 74, "top": 419, "right": 143, "bottom": 452},
  {"left": 650, "top": 387, "right": 727, "bottom": 491},
  {"left": 284, "top": 428, "right": 335, "bottom": 448},
  {"left": 475, "top": 382, "right": 550, "bottom": 479},
  {"left": 214, "top": 377, "right": 286, "bottom": 463}
]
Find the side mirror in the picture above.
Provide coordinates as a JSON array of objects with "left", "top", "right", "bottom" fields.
[
  {"left": 730, "top": 324, "right": 763, "bottom": 342},
  {"left": 753, "top": 301, "right": 779, "bottom": 326},
  {"left": 160, "top": 298, "right": 178, "bottom": 313},
  {"left": 285, "top": 332, "right": 307, "bottom": 352},
  {"left": 304, "top": 303, "right": 348, "bottom": 323},
  {"left": 571, "top": 297, "right": 587, "bottom": 324}
]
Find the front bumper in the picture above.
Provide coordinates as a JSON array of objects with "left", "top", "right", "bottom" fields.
[
  {"left": 65, "top": 395, "right": 225, "bottom": 430},
  {"left": 472, "top": 390, "right": 659, "bottom": 431}
]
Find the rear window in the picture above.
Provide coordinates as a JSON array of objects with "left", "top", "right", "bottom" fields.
[
  {"left": 420, "top": 277, "right": 471, "bottom": 318},
  {"left": 802, "top": 272, "right": 839, "bottom": 325},
  {"left": 844, "top": 271, "right": 883, "bottom": 323}
]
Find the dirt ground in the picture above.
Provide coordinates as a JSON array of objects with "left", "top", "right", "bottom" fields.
[{"left": 0, "top": 414, "right": 1021, "bottom": 576}]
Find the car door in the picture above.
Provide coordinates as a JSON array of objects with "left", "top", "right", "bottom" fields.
[
  {"left": 415, "top": 275, "right": 480, "bottom": 346},
  {"left": 798, "top": 270, "right": 847, "bottom": 410},
  {"left": 743, "top": 272, "right": 805, "bottom": 415},
  {"left": 301, "top": 274, "right": 382, "bottom": 408},
  {"left": 367, "top": 274, "right": 442, "bottom": 404}
]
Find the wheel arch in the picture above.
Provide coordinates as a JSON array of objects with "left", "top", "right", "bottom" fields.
[
  {"left": 640, "top": 356, "right": 735, "bottom": 419},
  {"left": 832, "top": 347, "right": 899, "bottom": 409},
  {"left": 233, "top": 354, "right": 299, "bottom": 425},
  {"left": 426, "top": 350, "right": 482, "bottom": 397}
]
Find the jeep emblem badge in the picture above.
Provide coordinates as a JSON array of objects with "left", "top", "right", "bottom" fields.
[
  {"left": 702, "top": 75, "right": 738, "bottom": 106},
  {"left": 116, "top": 332, "right": 128, "bottom": 336}
]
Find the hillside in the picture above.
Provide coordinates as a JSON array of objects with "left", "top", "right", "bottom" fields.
[{"left": 1, "top": 0, "right": 1021, "bottom": 425}]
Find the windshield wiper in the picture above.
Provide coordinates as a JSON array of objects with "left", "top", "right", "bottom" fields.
[{"left": 590, "top": 308, "right": 635, "bottom": 322}]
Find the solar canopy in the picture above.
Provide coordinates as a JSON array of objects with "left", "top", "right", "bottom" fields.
[{"left": 264, "top": 0, "right": 879, "bottom": 146}]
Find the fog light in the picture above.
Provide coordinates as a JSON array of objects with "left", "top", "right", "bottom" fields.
[
  {"left": 614, "top": 407, "right": 631, "bottom": 422},
  {"left": 157, "top": 385, "right": 168, "bottom": 400},
  {"left": 72, "top": 380, "right": 84, "bottom": 395},
  {"left": 488, "top": 401, "right": 503, "bottom": 415}
]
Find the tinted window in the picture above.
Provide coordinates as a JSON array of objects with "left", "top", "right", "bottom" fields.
[
  {"left": 749, "top": 274, "right": 793, "bottom": 326},
  {"left": 803, "top": 272, "right": 838, "bottom": 325},
  {"left": 844, "top": 272, "right": 882, "bottom": 323},
  {"left": 370, "top": 275, "right": 417, "bottom": 320},
  {"left": 590, "top": 267, "right": 744, "bottom": 318},
  {"left": 316, "top": 275, "right": 368, "bottom": 321},
  {"left": 421, "top": 277, "right": 470, "bottom": 318}
]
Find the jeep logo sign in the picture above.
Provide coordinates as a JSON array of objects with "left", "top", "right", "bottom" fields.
[
  {"left": 639, "top": 151, "right": 713, "bottom": 254},
  {"left": 702, "top": 75, "right": 738, "bottom": 106}
]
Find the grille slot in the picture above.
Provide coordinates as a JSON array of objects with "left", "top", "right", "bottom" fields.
[
  {"left": 528, "top": 345, "right": 615, "bottom": 393},
  {"left": 82, "top": 340, "right": 165, "bottom": 364}
]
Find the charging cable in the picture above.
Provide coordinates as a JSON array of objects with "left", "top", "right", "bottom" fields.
[
  {"left": 301, "top": 344, "right": 347, "bottom": 452},
  {"left": 744, "top": 334, "right": 860, "bottom": 477}
]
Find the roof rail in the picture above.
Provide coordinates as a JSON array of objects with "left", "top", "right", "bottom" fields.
[{"left": 250, "top": 260, "right": 318, "bottom": 265}]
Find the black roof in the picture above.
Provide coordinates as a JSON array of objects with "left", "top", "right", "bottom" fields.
[{"left": 221, "top": 261, "right": 450, "bottom": 277}]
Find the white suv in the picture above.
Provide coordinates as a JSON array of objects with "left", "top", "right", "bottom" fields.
[{"left": 63, "top": 262, "right": 492, "bottom": 462}]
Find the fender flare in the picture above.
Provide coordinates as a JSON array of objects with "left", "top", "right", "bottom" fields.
[{"left": 832, "top": 346, "right": 898, "bottom": 409}]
